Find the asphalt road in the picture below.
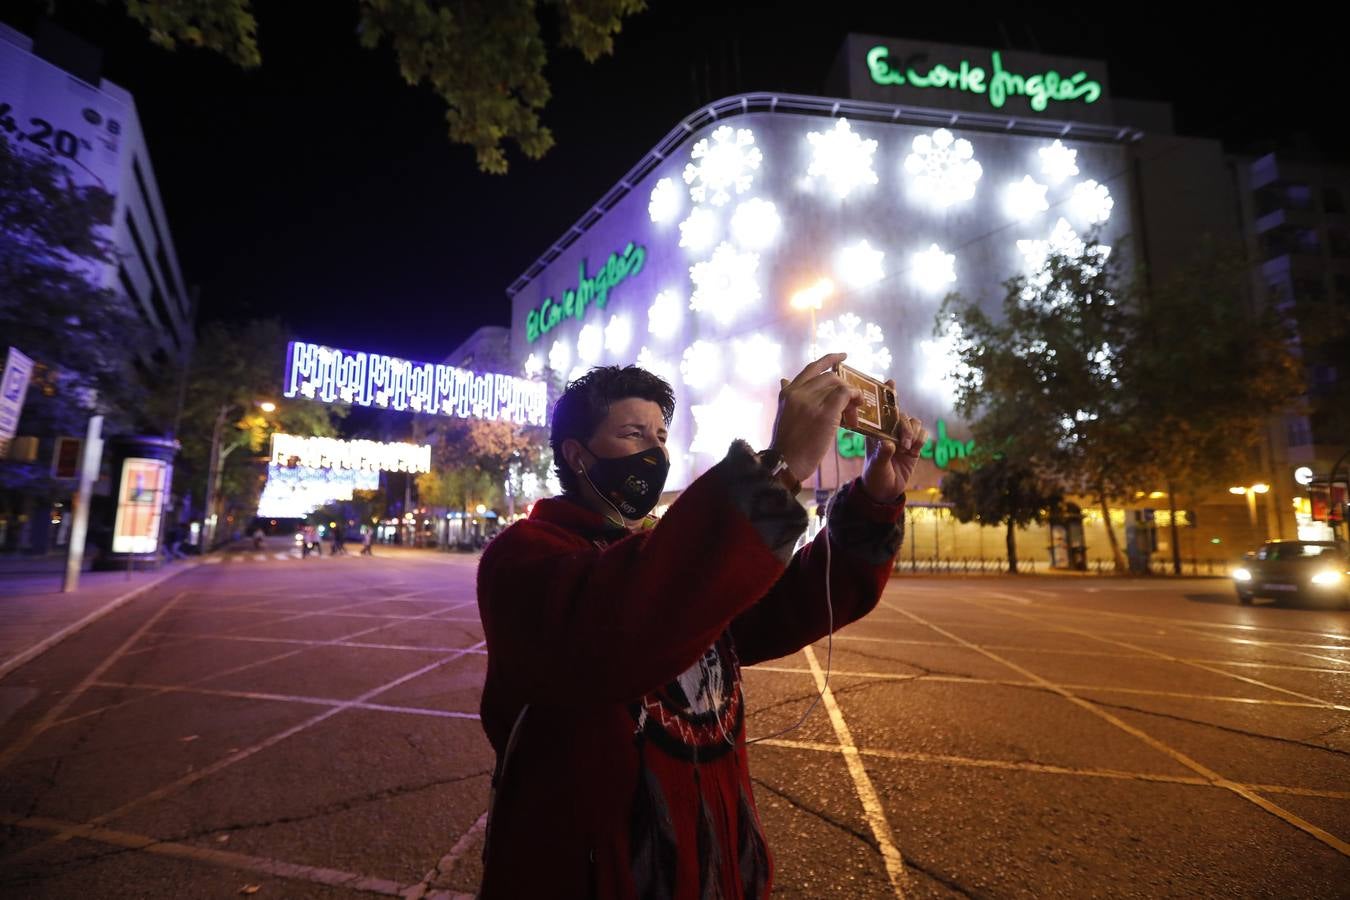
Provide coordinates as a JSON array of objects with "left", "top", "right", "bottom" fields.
[{"left": 1, "top": 538, "right": 1347, "bottom": 898}]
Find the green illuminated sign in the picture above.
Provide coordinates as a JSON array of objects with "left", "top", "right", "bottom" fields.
[
  {"left": 836, "top": 419, "right": 976, "bottom": 469},
  {"left": 526, "top": 242, "right": 647, "bottom": 344},
  {"left": 866, "top": 47, "right": 1102, "bottom": 112}
]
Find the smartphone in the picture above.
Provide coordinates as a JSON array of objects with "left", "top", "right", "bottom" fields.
[{"left": 832, "top": 362, "right": 902, "bottom": 441}]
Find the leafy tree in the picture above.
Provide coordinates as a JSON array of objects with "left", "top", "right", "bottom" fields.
[
  {"left": 938, "top": 230, "right": 1140, "bottom": 571},
  {"left": 1129, "top": 243, "right": 1303, "bottom": 572},
  {"left": 0, "top": 132, "right": 150, "bottom": 495},
  {"left": 940, "top": 452, "right": 1063, "bottom": 574},
  {"left": 115, "top": 0, "right": 646, "bottom": 173},
  {"left": 173, "top": 318, "right": 343, "bottom": 527},
  {"left": 415, "top": 414, "right": 550, "bottom": 514}
]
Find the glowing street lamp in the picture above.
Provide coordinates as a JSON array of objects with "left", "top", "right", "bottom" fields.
[
  {"left": 790, "top": 277, "right": 835, "bottom": 342},
  {"left": 1230, "top": 483, "right": 1270, "bottom": 537},
  {"left": 259, "top": 401, "right": 277, "bottom": 413}
]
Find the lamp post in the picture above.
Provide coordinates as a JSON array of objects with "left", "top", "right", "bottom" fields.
[
  {"left": 790, "top": 278, "right": 835, "bottom": 499},
  {"left": 1229, "top": 482, "right": 1270, "bottom": 546}
]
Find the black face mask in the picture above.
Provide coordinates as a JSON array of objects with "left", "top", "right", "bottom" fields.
[{"left": 579, "top": 445, "right": 670, "bottom": 521}]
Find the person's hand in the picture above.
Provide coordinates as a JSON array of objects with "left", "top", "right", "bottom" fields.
[
  {"left": 769, "top": 353, "right": 862, "bottom": 481},
  {"left": 861, "top": 385, "right": 926, "bottom": 502}
]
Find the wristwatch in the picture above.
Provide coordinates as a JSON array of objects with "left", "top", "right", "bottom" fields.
[{"left": 758, "top": 448, "right": 802, "bottom": 495}]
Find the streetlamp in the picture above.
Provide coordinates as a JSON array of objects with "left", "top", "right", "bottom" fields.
[
  {"left": 1229, "top": 483, "right": 1270, "bottom": 545},
  {"left": 790, "top": 277, "right": 835, "bottom": 498},
  {"left": 203, "top": 399, "right": 276, "bottom": 548}
]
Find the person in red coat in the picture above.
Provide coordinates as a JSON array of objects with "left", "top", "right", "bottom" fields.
[{"left": 477, "top": 353, "right": 925, "bottom": 899}]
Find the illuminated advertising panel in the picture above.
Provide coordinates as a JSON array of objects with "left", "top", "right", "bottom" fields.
[{"left": 111, "top": 457, "right": 167, "bottom": 554}]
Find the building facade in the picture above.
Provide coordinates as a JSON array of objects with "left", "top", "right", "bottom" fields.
[
  {"left": 1, "top": 23, "right": 193, "bottom": 554},
  {"left": 503, "top": 35, "right": 1316, "bottom": 567}
]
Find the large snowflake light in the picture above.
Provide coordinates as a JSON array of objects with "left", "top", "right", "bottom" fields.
[
  {"left": 730, "top": 198, "right": 781, "bottom": 250},
  {"left": 731, "top": 333, "right": 782, "bottom": 385},
  {"left": 577, "top": 323, "right": 603, "bottom": 363},
  {"left": 566, "top": 364, "right": 588, "bottom": 385},
  {"left": 689, "top": 242, "right": 761, "bottom": 326},
  {"left": 636, "top": 346, "right": 677, "bottom": 385},
  {"left": 690, "top": 386, "right": 765, "bottom": 455},
  {"left": 1004, "top": 175, "right": 1049, "bottom": 221},
  {"left": 904, "top": 128, "right": 983, "bottom": 208},
  {"left": 523, "top": 353, "right": 543, "bottom": 378},
  {"left": 648, "top": 289, "right": 683, "bottom": 340},
  {"left": 679, "top": 207, "right": 718, "bottom": 252},
  {"left": 683, "top": 125, "right": 762, "bottom": 206},
  {"left": 912, "top": 244, "right": 956, "bottom": 293},
  {"left": 680, "top": 340, "right": 723, "bottom": 390},
  {"left": 1039, "top": 139, "right": 1079, "bottom": 183},
  {"left": 836, "top": 239, "right": 885, "bottom": 289},
  {"left": 548, "top": 339, "right": 570, "bottom": 373},
  {"left": 604, "top": 314, "right": 632, "bottom": 355},
  {"left": 1016, "top": 217, "right": 1111, "bottom": 274},
  {"left": 648, "top": 177, "right": 682, "bottom": 224},
  {"left": 917, "top": 330, "right": 979, "bottom": 407},
  {"left": 806, "top": 118, "right": 879, "bottom": 200},
  {"left": 810, "top": 313, "right": 891, "bottom": 378},
  {"left": 1069, "top": 179, "right": 1113, "bottom": 224}
]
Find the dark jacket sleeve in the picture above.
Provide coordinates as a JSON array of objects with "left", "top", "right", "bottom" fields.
[
  {"left": 729, "top": 478, "right": 905, "bottom": 667},
  {"left": 477, "top": 441, "right": 808, "bottom": 704}
]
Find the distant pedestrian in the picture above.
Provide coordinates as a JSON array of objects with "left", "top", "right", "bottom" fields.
[
  {"left": 361, "top": 526, "right": 374, "bottom": 556},
  {"left": 332, "top": 526, "right": 346, "bottom": 556}
]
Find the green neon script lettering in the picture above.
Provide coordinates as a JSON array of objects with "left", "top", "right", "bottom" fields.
[
  {"left": 837, "top": 428, "right": 867, "bottom": 458},
  {"left": 527, "top": 242, "right": 647, "bottom": 343},
  {"left": 917, "top": 420, "right": 976, "bottom": 470},
  {"left": 866, "top": 46, "right": 905, "bottom": 85},
  {"left": 869, "top": 46, "right": 1100, "bottom": 111}
]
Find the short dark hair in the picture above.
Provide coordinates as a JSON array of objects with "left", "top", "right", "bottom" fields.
[{"left": 550, "top": 365, "right": 675, "bottom": 495}]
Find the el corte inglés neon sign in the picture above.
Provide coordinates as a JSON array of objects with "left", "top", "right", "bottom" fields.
[
  {"left": 866, "top": 46, "right": 1102, "bottom": 112},
  {"left": 526, "top": 242, "right": 647, "bottom": 343},
  {"left": 837, "top": 419, "right": 975, "bottom": 469}
]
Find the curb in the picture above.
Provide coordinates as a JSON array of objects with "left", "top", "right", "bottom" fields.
[{"left": 0, "top": 560, "right": 201, "bottom": 681}]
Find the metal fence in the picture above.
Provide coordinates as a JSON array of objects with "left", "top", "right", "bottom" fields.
[{"left": 892, "top": 556, "right": 1235, "bottom": 577}]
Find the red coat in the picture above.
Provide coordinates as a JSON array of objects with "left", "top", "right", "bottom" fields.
[{"left": 477, "top": 442, "right": 905, "bottom": 899}]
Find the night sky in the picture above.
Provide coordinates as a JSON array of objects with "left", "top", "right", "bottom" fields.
[{"left": 8, "top": 2, "right": 1344, "bottom": 363}]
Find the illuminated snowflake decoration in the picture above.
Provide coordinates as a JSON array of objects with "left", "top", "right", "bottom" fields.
[
  {"left": 548, "top": 339, "right": 570, "bottom": 373},
  {"left": 1016, "top": 218, "right": 1111, "bottom": 274},
  {"left": 919, "top": 327, "right": 981, "bottom": 407},
  {"left": 1016, "top": 218, "right": 1112, "bottom": 309},
  {"left": 810, "top": 313, "right": 891, "bottom": 378},
  {"left": 806, "top": 118, "right": 879, "bottom": 200},
  {"left": 1038, "top": 139, "right": 1079, "bottom": 183},
  {"left": 523, "top": 353, "right": 543, "bottom": 378},
  {"left": 1004, "top": 175, "right": 1049, "bottom": 221},
  {"left": 1069, "top": 179, "right": 1114, "bottom": 224},
  {"left": 577, "top": 323, "right": 603, "bottom": 363},
  {"left": 904, "top": 128, "right": 983, "bottom": 208},
  {"left": 566, "top": 365, "right": 588, "bottom": 385},
  {"left": 647, "top": 289, "right": 683, "bottom": 340},
  {"left": 836, "top": 239, "right": 885, "bottom": 289},
  {"left": 648, "top": 177, "right": 682, "bottom": 223},
  {"left": 683, "top": 125, "right": 762, "bottom": 206},
  {"left": 689, "top": 242, "right": 761, "bottom": 326},
  {"left": 731, "top": 333, "right": 782, "bottom": 386},
  {"left": 730, "top": 198, "right": 781, "bottom": 250},
  {"left": 680, "top": 340, "right": 724, "bottom": 390},
  {"left": 604, "top": 314, "right": 632, "bottom": 355},
  {"left": 690, "top": 386, "right": 765, "bottom": 455},
  {"left": 911, "top": 244, "right": 957, "bottom": 293},
  {"left": 679, "top": 207, "right": 718, "bottom": 253},
  {"left": 636, "top": 346, "right": 677, "bottom": 385}
]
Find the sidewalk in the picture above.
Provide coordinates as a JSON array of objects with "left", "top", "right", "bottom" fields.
[{"left": 0, "top": 553, "right": 200, "bottom": 680}]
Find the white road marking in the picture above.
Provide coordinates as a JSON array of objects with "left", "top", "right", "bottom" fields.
[
  {"left": 889, "top": 601, "right": 1350, "bottom": 859},
  {"left": 802, "top": 644, "right": 910, "bottom": 898}
]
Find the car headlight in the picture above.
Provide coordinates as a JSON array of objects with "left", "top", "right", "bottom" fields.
[
  {"left": 1232, "top": 568, "right": 1252, "bottom": 582},
  {"left": 1310, "top": 570, "right": 1344, "bottom": 587}
]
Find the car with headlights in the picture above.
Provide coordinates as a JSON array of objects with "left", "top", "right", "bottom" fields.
[{"left": 1232, "top": 540, "right": 1350, "bottom": 608}]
